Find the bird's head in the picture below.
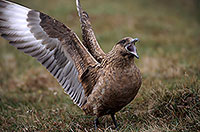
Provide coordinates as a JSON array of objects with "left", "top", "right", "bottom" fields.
[{"left": 116, "top": 37, "right": 140, "bottom": 59}]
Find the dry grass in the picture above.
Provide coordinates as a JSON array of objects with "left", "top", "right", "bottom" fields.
[{"left": 0, "top": 0, "right": 200, "bottom": 131}]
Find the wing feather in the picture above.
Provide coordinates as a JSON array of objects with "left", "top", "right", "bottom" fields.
[
  {"left": 76, "top": 0, "right": 106, "bottom": 63},
  {"left": 0, "top": 0, "right": 98, "bottom": 107}
]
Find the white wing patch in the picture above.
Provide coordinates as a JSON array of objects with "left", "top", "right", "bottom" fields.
[{"left": 0, "top": 0, "right": 86, "bottom": 107}]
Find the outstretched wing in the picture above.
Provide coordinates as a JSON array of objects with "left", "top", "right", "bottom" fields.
[
  {"left": 0, "top": 0, "right": 98, "bottom": 107},
  {"left": 76, "top": 0, "right": 106, "bottom": 63}
]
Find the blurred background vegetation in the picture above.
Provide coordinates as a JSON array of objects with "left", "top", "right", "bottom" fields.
[{"left": 0, "top": 0, "right": 199, "bottom": 131}]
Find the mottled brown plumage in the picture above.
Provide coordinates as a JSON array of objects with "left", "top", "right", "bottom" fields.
[
  {"left": 0, "top": 0, "right": 142, "bottom": 129},
  {"left": 83, "top": 39, "right": 142, "bottom": 117},
  {"left": 76, "top": 0, "right": 106, "bottom": 63}
]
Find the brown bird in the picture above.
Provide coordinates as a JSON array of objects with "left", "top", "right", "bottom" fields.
[{"left": 0, "top": 0, "right": 142, "bottom": 129}]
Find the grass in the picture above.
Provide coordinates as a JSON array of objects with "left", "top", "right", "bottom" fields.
[{"left": 0, "top": 0, "right": 200, "bottom": 131}]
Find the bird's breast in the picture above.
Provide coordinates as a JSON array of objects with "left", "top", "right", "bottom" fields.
[
  {"left": 104, "top": 64, "right": 142, "bottom": 99},
  {"left": 84, "top": 62, "right": 142, "bottom": 117}
]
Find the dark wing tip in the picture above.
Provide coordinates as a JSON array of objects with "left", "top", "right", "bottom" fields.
[{"left": 1, "top": 33, "right": 8, "bottom": 39}]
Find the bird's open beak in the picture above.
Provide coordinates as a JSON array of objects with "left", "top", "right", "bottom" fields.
[
  {"left": 126, "top": 38, "right": 139, "bottom": 59},
  {"left": 132, "top": 51, "right": 139, "bottom": 59},
  {"left": 131, "top": 38, "right": 139, "bottom": 43}
]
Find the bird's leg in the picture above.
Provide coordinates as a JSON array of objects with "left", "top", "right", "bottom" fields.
[
  {"left": 94, "top": 117, "right": 99, "bottom": 131},
  {"left": 111, "top": 113, "right": 118, "bottom": 129}
]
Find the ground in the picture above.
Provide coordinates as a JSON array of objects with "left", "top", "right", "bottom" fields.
[{"left": 0, "top": 0, "right": 200, "bottom": 131}]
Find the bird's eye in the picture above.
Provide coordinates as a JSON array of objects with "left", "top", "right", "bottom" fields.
[{"left": 118, "top": 40, "right": 126, "bottom": 44}]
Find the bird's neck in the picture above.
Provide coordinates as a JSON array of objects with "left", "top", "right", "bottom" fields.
[{"left": 105, "top": 49, "right": 135, "bottom": 68}]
